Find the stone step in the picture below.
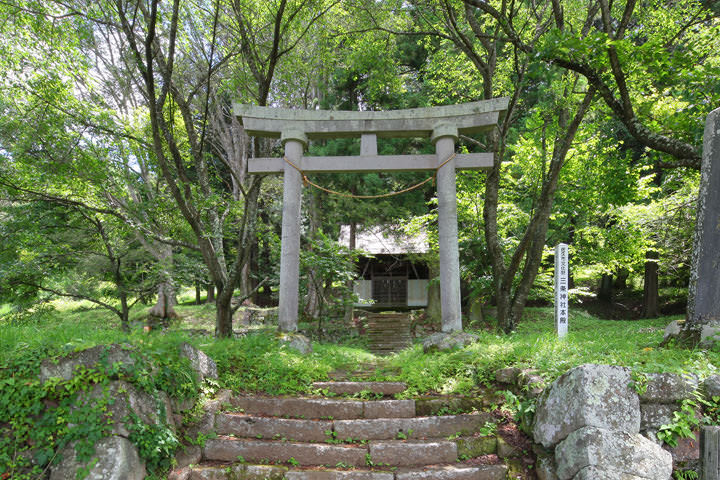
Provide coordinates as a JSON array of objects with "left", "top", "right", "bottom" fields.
[
  {"left": 202, "top": 437, "right": 458, "bottom": 467},
  {"left": 215, "top": 413, "right": 333, "bottom": 442},
  {"left": 175, "top": 464, "right": 507, "bottom": 480},
  {"left": 394, "top": 465, "right": 508, "bottom": 480},
  {"left": 284, "top": 471, "right": 394, "bottom": 479},
  {"left": 215, "top": 412, "right": 491, "bottom": 443},
  {"left": 312, "top": 382, "right": 407, "bottom": 395},
  {"left": 180, "top": 463, "right": 287, "bottom": 479},
  {"left": 333, "top": 413, "right": 495, "bottom": 441},
  {"left": 230, "top": 396, "right": 414, "bottom": 419},
  {"left": 369, "top": 440, "right": 458, "bottom": 466},
  {"left": 203, "top": 437, "right": 368, "bottom": 467}
]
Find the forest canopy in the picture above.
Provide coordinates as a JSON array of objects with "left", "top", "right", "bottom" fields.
[{"left": 0, "top": 0, "right": 718, "bottom": 335}]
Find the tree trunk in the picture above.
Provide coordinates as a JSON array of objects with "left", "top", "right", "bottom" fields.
[
  {"left": 148, "top": 246, "right": 178, "bottom": 323},
  {"left": 598, "top": 274, "right": 613, "bottom": 303},
  {"left": 148, "top": 280, "right": 178, "bottom": 322},
  {"left": 642, "top": 251, "right": 659, "bottom": 318},
  {"left": 119, "top": 292, "right": 130, "bottom": 333},
  {"left": 195, "top": 282, "right": 202, "bottom": 305},
  {"left": 304, "top": 273, "right": 322, "bottom": 319},
  {"left": 215, "top": 286, "right": 234, "bottom": 337},
  {"left": 213, "top": 176, "right": 263, "bottom": 337},
  {"left": 206, "top": 284, "right": 215, "bottom": 303}
]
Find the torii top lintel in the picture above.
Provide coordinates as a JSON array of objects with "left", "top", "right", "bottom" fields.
[{"left": 233, "top": 98, "right": 509, "bottom": 140}]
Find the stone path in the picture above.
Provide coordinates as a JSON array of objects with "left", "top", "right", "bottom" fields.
[
  {"left": 366, "top": 313, "right": 413, "bottom": 355},
  {"left": 169, "top": 382, "right": 508, "bottom": 480}
]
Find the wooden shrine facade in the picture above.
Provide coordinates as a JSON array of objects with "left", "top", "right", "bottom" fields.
[
  {"left": 234, "top": 99, "right": 509, "bottom": 333},
  {"left": 339, "top": 224, "right": 430, "bottom": 309}
]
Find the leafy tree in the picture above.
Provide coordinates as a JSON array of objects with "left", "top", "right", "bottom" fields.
[{"left": 0, "top": 199, "right": 150, "bottom": 330}]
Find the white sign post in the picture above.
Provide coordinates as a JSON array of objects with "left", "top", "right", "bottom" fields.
[{"left": 555, "top": 243, "right": 569, "bottom": 338}]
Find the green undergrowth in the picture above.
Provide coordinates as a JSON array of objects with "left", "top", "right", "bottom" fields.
[
  {"left": 203, "top": 335, "right": 377, "bottom": 395},
  {"left": 386, "top": 308, "right": 719, "bottom": 397}
]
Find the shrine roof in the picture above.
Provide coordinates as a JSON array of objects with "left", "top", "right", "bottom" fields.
[{"left": 338, "top": 225, "right": 429, "bottom": 255}]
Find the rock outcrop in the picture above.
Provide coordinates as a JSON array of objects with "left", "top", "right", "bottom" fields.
[{"left": 533, "top": 364, "right": 673, "bottom": 480}]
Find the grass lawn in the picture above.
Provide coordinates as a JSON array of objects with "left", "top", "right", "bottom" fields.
[{"left": 1, "top": 299, "right": 715, "bottom": 397}]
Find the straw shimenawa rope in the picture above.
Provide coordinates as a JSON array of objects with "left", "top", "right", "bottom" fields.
[{"left": 282, "top": 152, "right": 457, "bottom": 200}]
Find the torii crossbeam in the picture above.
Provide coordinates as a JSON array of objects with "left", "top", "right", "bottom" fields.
[{"left": 235, "top": 99, "right": 509, "bottom": 333}]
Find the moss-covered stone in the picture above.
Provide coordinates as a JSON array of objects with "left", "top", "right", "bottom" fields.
[{"left": 455, "top": 435, "right": 497, "bottom": 457}]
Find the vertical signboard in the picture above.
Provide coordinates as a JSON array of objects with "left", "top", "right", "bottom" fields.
[{"left": 555, "top": 243, "right": 569, "bottom": 338}]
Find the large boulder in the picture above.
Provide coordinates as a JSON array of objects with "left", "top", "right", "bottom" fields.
[
  {"left": 572, "top": 466, "right": 646, "bottom": 480},
  {"left": 533, "top": 365, "right": 640, "bottom": 448},
  {"left": 536, "top": 456, "right": 558, "bottom": 480},
  {"left": 554, "top": 426, "right": 672, "bottom": 480},
  {"left": 704, "top": 375, "right": 720, "bottom": 397},
  {"left": 179, "top": 343, "right": 218, "bottom": 382},
  {"left": 278, "top": 333, "right": 313, "bottom": 354},
  {"left": 639, "top": 373, "right": 698, "bottom": 403},
  {"left": 422, "top": 332, "right": 479, "bottom": 353},
  {"left": 40, "top": 344, "right": 136, "bottom": 383},
  {"left": 662, "top": 320, "right": 682, "bottom": 344},
  {"left": 50, "top": 436, "right": 145, "bottom": 480},
  {"left": 76, "top": 381, "right": 174, "bottom": 437},
  {"left": 640, "top": 404, "right": 678, "bottom": 431}
]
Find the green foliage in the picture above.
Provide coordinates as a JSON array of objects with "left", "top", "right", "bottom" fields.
[
  {"left": 630, "top": 371, "right": 649, "bottom": 395},
  {"left": 396, "top": 429, "right": 413, "bottom": 440},
  {"left": 126, "top": 412, "right": 179, "bottom": 474},
  {"left": 299, "top": 231, "right": 360, "bottom": 317},
  {"left": 702, "top": 395, "right": 720, "bottom": 425},
  {"left": 657, "top": 399, "right": 702, "bottom": 448},
  {"left": 674, "top": 469, "right": 699, "bottom": 480},
  {"left": 500, "top": 391, "right": 536, "bottom": 435}
]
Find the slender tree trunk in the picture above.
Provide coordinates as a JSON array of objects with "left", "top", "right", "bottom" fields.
[
  {"left": 215, "top": 286, "right": 234, "bottom": 337},
  {"left": 120, "top": 293, "right": 130, "bottom": 333},
  {"left": 488, "top": 88, "right": 594, "bottom": 333},
  {"left": 240, "top": 251, "right": 257, "bottom": 303},
  {"left": 195, "top": 282, "right": 202, "bottom": 305},
  {"left": 206, "top": 284, "right": 215, "bottom": 303},
  {"left": 214, "top": 176, "right": 263, "bottom": 337},
  {"left": 643, "top": 251, "right": 659, "bottom": 318}
]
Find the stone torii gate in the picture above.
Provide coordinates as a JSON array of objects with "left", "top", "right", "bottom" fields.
[{"left": 234, "top": 99, "right": 509, "bottom": 333}]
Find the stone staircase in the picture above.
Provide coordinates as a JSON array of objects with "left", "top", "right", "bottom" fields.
[{"left": 170, "top": 382, "right": 509, "bottom": 480}]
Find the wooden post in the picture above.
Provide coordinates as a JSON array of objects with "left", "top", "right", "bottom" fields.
[
  {"left": 555, "top": 243, "right": 569, "bottom": 338},
  {"left": 433, "top": 125, "right": 462, "bottom": 332},
  {"left": 701, "top": 426, "right": 720, "bottom": 480},
  {"left": 278, "top": 131, "right": 306, "bottom": 332}
]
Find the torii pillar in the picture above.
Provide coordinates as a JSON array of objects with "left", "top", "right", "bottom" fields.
[
  {"left": 433, "top": 125, "right": 462, "bottom": 332},
  {"left": 278, "top": 130, "right": 306, "bottom": 332},
  {"left": 235, "top": 99, "right": 509, "bottom": 333}
]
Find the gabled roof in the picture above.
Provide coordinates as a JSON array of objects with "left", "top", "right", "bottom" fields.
[{"left": 339, "top": 225, "right": 429, "bottom": 255}]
